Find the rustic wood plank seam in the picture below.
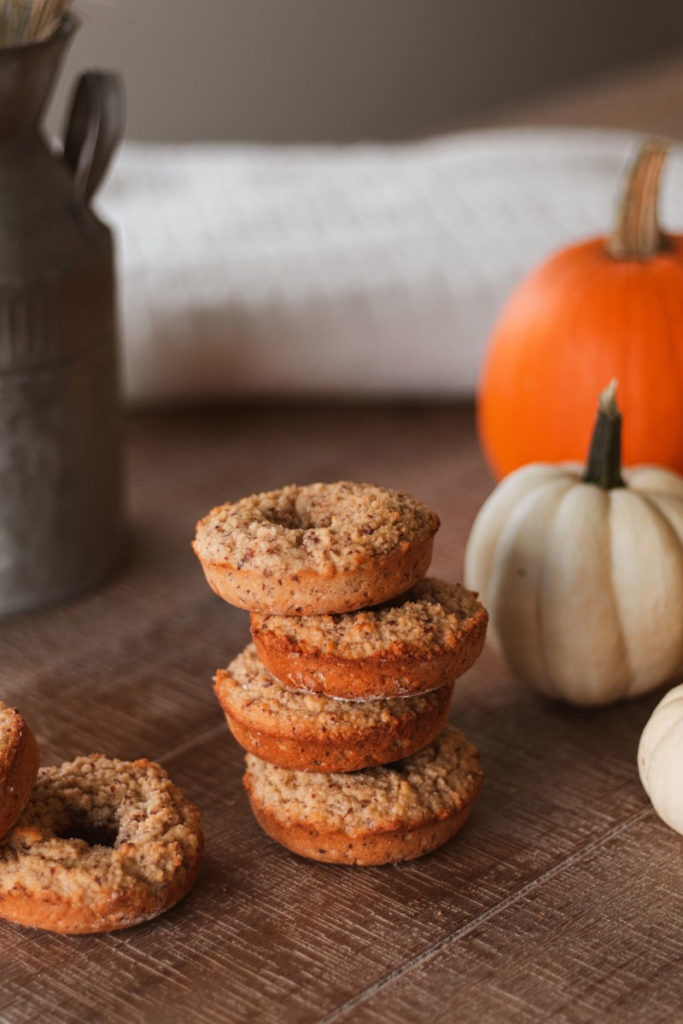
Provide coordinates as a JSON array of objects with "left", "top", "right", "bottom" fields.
[
  {"left": 157, "top": 722, "right": 228, "bottom": 766},
  {"left": 313, "top": 806, "right": 652, "bottom": 1024}
]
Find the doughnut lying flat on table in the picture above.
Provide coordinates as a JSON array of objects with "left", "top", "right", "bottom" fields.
[
  {"left": 0, "top": 703, "right": 39, "bottom": 841},
  {"left": 0, "top": 755, "right": 203, "bottom": 934},
  {"left": 251, "top": 577, "right": 488, "bottom": 699},
  {"left": 214, "top": 643, "right": 454, "bottom": 772},
  {"left": 192, "top": 481, "right": 440, "bottom": 615}
]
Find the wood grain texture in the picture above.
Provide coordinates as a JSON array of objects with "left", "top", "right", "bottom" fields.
[{"left": 0, "top": 404, "right": 679, "bottom": 1023}]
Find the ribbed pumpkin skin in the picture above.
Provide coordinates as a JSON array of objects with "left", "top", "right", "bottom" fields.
[
  {"left": 638, "top": 683, "right": 683, "bottom": 835},
  {"left": 463, "top": 462, "right": 683, "bottom": 706},
  {"left": 477, "top": 235, "right": 683, "bottom": 479}
]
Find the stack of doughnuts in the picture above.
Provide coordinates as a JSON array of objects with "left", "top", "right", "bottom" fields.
[{"left": 193, "top": 481, "right": 487, "bottom": 866}]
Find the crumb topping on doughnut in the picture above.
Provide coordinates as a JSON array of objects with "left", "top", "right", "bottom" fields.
[
  {"left": 0, "top": 703, "right": 22, "bottom": 786},
  {"left": 193, "top": 481, "right": 439, "bottom": 575},
  {"left": 251, "top": 578, "right": 486, "bottom": 659},
  {"left": 0, "top": 756, "right": 203, "bottom": 907},
  {"left": 244, "top": 726, "right": 482, "bottom": 835},
  {"left": 216, "top": 644, "right": 449, "bottom": 735}
]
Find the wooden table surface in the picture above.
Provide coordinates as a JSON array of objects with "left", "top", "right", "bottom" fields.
[{"left": 1, "top": 403, "right": 681, "bottom": 1024}]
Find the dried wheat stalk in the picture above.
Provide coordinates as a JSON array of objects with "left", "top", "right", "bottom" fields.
[{"left": 0, "top": 0, "right": 71, "bottom": 47}]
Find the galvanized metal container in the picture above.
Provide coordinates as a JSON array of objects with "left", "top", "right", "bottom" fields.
[{"left": 0, "top": 17, "right": 127, "bottom": 616}]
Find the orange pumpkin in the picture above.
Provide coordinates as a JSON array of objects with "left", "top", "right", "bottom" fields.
[{"left": 477, "top": 142, "right": 683, "bottom": 479}]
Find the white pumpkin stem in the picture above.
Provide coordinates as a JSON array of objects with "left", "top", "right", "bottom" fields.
[
  {"left": 581, "top": 380, "right": 626, "bottom": 489},
  {"left": 607, "top": 140, "right": 669, "bottom": 260}
]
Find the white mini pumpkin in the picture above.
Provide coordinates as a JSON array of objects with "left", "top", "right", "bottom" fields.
[
  {"left": 464, "top": 383, "right": 683, "bottom": 706},
  {"left": 638, "top": 684, "right": 683, "bottom": 835}
]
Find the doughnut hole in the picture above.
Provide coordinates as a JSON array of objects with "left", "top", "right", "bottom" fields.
[
  {"left": 56, "top": 810, "right": 118, "bottom": 849},
  {"left": 262, "top": 491, "right": 334, "bottom": 532}
]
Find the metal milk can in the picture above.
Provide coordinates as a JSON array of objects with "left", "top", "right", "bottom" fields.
[{"left": 0, "top": 16, "right": 127, "bottom": 616}]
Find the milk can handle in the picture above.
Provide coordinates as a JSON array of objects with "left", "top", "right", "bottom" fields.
[{"left": 63, "top": 71, "right": 125, "bottom": 205}]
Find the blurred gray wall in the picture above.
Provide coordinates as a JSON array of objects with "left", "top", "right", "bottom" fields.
[{"left": 48, "top": 0, "right": 683, "bottom": 143}]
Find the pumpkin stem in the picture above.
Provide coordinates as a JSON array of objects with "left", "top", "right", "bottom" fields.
[
  {"left": 581, "top": 380, "right": 626, "bottom": 489},
  {"left": 607, "top": 140, "right": 670, "bottom": 260}
]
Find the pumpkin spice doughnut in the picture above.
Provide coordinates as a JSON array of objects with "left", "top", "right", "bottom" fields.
[
  {"left": 214, "top": 643, "right": 453, "bottom": 773},
  {"left": 251, "top": 577, "right": 488, "bottom": 699},
  {"left": 0, "top": 755, "right": 203, "bottom": 934},
  {"left": 243, "top": 725, "right": 483, "bottom": 866},
  {"left": 192, "top": 481, "right": 440, "bottom": 615},
  {"left": 0, "top": 703, "right": 39, "bottom": 842}
]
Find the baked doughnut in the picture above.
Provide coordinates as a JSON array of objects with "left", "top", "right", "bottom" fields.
[
  {"left": 251, "top": 578, "right": 488, "bottom": 699},
  {"left": 243, "top": 725, "right": 482, "bottom": 865},
  {"left": 214, "top": 643, "right": 453, "bottom": 773},
  {"left": 0, "top": 703, "right": 39, "bottom": 841},
  {"left": 0, "top": 755, "right": 203, "bottom": 934},
  {"left": 192, "top": 481, "right": 439, "bottom": 614}
]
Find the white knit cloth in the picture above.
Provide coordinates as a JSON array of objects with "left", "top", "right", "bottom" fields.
[{"left": 97, "top": 127, "right": 681, "bottom": 404}]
